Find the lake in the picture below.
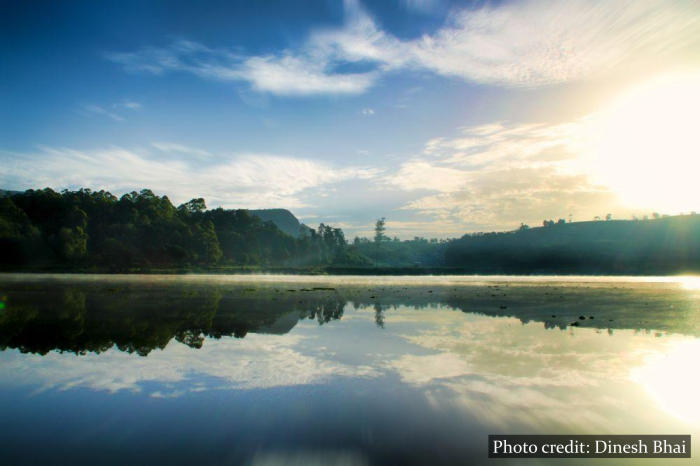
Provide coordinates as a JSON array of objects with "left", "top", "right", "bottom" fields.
[{"left": 1, "top": 274, "right": 698, "bottom": 465}]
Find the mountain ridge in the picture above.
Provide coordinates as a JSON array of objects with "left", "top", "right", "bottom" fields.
[{"left": 248, "top": 208, "right": 309, "bottom": 238}]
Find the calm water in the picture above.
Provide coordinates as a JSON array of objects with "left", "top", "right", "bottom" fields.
[{"left": 1, "top": 274, "right": 699, "bottom": 465}]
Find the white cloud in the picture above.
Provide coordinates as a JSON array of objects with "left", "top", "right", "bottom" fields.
[
  {"left": 236, "top": 55, "right": 378, "bottom": 96},
  {"left": 406, "top": 0, "right": 700, "bottom": 87},
  {"left": 391, "top": 161, "right": 466, "bottom": 192},
  {"left": 0, "top": 146, "right": 378, "bottom": 209},
  {"left": 0, "top": 332, "right": 379, "bottom": 395},
  {"left": 81, "top": 104, "right": 124, "bottom": 122},
  {"left": 82, "top": 100, "right": 143, "bottom": 121},
  {"left": 361, "top": 108, "right": 375, "bottom": 115},
  {"left": 106, "top": 29, "right": 381, "bottom": 96},
  {"left": 387, "top": 118, "right": 624, "bottom": 231},
  {"left": 116, "top": 100, "right": 142, "bottom": 110},
  {"left": 107, "top": 0, "right": 699, "bottom": 94},
  {"left": 151, "top": 142, "right": 211, "bottom": 158}
]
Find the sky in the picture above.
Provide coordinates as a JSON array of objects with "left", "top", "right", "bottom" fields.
[{"left": 1, "top": 0, "right": 699, "bottom": 238}]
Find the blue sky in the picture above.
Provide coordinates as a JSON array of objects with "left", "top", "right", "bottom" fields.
[{"left": 1, "top": 0, "right": 699, "bottom": 238}]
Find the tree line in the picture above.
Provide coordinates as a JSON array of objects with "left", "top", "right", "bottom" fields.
[
  {"left": 1, "top": 187, "right": 697, "bottom": 274},
  {"left": 444, "top": 215, "right": 700, "bottom": 274},
  {"left": 0, "top": 188, "right": 368, "bottom": 270}
]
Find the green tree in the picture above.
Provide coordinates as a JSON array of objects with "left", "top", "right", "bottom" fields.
[
  {"left": 57, "top": 226, "right": 88, "bottom": 261},
  {"left": 192, "top": 220, "right": 222, "bottom": 264},
  {"left": 178, "top": 198, "right": 207, "bottom": 215},
  {"left": 374, "top": 217, "right": 386, "bottom": 244}
]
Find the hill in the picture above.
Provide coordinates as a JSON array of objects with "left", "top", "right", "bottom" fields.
[
  {"left": 249, "top": 209, "right": 309, "bottom": 238},
  {"left": 444, "top": 215, "right": 700, "bottom": 274}
]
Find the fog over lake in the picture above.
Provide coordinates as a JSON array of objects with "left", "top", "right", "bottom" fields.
[{"left": 1, "top": 274, "right": 698, "bottom": 465}]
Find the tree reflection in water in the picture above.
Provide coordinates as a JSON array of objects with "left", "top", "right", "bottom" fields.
[{"left": 1, "top": 280, "right": 698, "bottom": 356}]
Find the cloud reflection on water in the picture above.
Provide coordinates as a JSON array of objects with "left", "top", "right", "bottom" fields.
[{"left": 2, "top": 300, "right": 698, "bottom": 437}]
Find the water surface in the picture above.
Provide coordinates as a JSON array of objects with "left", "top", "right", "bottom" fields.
[{"left": 1, "top": 274, "right": 698, "bottom": 465}]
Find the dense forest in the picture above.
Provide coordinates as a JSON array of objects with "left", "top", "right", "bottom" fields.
[
  {"left": 0, "top": 187, "right": 698, "bottom": 274},
  {"left": 0, "top": 188, "right": 368, "bottom": 270}
]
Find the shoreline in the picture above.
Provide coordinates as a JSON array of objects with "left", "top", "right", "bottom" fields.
[{"left": 1, "top": 266, "right": 698, "bottom": 277}]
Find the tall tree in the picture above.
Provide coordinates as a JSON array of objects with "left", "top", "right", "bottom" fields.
[{"left": 374, "top": 217, "right": 386, "bottom": 244}]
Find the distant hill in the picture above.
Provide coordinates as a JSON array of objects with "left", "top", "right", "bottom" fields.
[
  {"left": 0, "top": 189, "right": 21, "bottom": 197},
  {"left": 444, "top": 215, "right": 700, "bottom": 274},
  {"left": 249, "top": 209, "right": 309, "bottom": 238}
]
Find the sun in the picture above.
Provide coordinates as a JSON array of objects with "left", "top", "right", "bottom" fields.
[{"left": 590, "top": 72, "right": 700, "bottom": 214}]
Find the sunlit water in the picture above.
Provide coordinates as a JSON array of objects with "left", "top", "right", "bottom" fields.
[{"left": 0, "top": 274, "right": 698, "bottom": 465}]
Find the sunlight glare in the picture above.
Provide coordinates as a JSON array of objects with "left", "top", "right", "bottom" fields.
[
  {"left": 591, "top": 72, "right": 700, "bottom": 213},
  {"left": 631, "top": 339, "right": 700, "bottom": 426},
  {"left": 677, "top": 276, "right": 700, "bottom": 291}
]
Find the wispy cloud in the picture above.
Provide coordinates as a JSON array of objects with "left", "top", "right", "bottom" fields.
[
  {"left": 106, "top": 34, "right": 380, "bottom": 96},
  {"left": 151, "top": 142, "right": 211, "bottom": 158},
  {"left": 386, "top": 118, "right": 623, "bottom": 231},
  {"left": 81, "top": 100, "right": 143, "bottom": 121},
  {"left": 406, "top": 0, "right": 700, "bottom": 87},
  {"left": 0, "top": 146, "right": 378, "bottom": 209},
  {"left": 81, "top": 104, "right": 124, "bottom": 122},
  {"left": 106, "top": 0, "right": 699, "bottom": 95},
  {"left": 115, "top": 100, "right": 142, "bottom": 110},
  {"left": 235, "top": 54, "right": 378, "bottom": 95}
]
